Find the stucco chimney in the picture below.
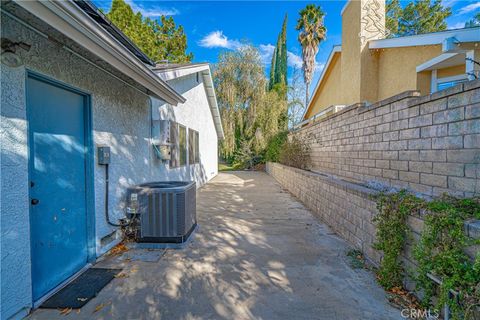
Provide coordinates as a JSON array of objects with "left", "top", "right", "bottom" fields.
[{"left": 340, "top": 0, "right": 386, "bottom": 104}]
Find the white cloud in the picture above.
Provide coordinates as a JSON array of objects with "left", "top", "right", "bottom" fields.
[
  {"left": 287, "top": 51, "right": 304, "bottom": 68},
  {"left": 257, "top": 45, "right": 313, "bottom": 70},
  {"left": 442, "top": 0, "right": 460, "bottom": 7},
  {"left": 457, "top": 2, "right": 480, "bottom": 15},
  {"left": 315, "top": 62, "right": 325, "bottom": 72},
  {"left": 198, "top": 35, "right": 324, "bottom": 72},
  {"left": 448, "top": 22, "right": 466, "bottom": 29},
  {"left": 287, "top": 51, "right": 324, "bottom": 71},
  {"left": 198, "top": 31, "right": 242, "bottom": 49},
  {"left": 259, "top": 44, "right": 275, "bottom": 63},
  {"left": 125, "top": 0, "right": 179, "bottom": 17}
]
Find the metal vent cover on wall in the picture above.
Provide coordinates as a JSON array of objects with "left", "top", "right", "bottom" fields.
[{"left": 126, "top": 181, "right": 196, "bottom": 243}]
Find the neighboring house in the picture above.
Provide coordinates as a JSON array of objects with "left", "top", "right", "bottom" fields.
[
  {"left": 152, "top": 62, "right": 223, "bottom": 186},
  {"left": 0, "top": 1, "right": 223, "bottom": 319},
  {"left": 303, "top": 0, "right": 480, "bottom": 121}
]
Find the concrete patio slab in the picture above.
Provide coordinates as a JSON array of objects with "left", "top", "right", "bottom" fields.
[{"left": 29, "top": 171, "right": 400, "bottom": 320}]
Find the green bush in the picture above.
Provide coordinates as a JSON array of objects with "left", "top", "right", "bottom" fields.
[
  {"left": 231, "top": 139, "right": 264, "bottom": 170},
  {"left": 265, "top": 131, "right": 288, "bottom": 162},
  {"left": 372, "top": 192, "right": 480, "bottom": 320},
  {"left": 278, "top": 136, "right": 310, "bottom": 170},
  {"left": 414, "top": 196, "right": 480, "bottom": 319},
  {"left": 373, "top": 190, "right": 424, "bottom": 289}
]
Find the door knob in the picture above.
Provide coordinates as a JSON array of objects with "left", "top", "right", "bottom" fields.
[{"left": 31, "top": 199, "right": 39, "bottom": 205}]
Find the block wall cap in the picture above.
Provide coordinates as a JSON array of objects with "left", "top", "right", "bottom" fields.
[{"left": 464, "top": 79, "right": 480, "bottom": 91}]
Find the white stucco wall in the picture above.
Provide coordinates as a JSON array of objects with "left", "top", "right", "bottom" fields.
[
  {"left": 152, "top": 73, "right": 219, "bottom": 185},
  {"left": 1, "top": 62, "right": 32, "bottom": 320},
  {"left": 1, "top": 14, "right": 218, "bottom": 319}
]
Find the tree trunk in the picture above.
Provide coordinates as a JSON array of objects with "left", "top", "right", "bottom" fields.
[{"left": 305, "top": 83, "right": 309, "bottom": 111}]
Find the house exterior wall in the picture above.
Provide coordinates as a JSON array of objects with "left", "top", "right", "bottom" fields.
[
  {"left": 377, "top": 45, "right": 442, "bottom": 98},
  {"left": 305, "top": 42, "right": 472, "bottom": 120},
  {"left": 1, "top": 63, "right": 32, "bottom": 320},
  {"left": 416, "top": 70, "right": 432, "bottom": 97},
  {"left": 304, "top": 0, "right": 475, "bottom": 121},
  {"left": 340, "top": 0, "right": 362, "bottom": 105},
  {"left": 151, "top": 74, "right": 219, "bottom": 185},
  {"left": 437, "top": 64, "right": 466, "bottom": 78},
  {"left": 1, "top": 14, "right": 218, "bottom": 320},
  {"left": 304, "top": 53, "right": 343, "bottom": 119},
  {"left": 341, "top": 0, "right": 385, "bottom": 105}
]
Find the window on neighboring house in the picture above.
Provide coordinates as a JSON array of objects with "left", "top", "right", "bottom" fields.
[
  {"left": 188, "top": 128, "right": 200, "bottom": 164},
  {"left": 432, "top": 71, "right": 468, "bottom": 93},
  {"left": 437, "top": 78, "right": 468, "bottom": 91},
  {"left": 169, "top": 122, "right": 179, "bottom": 168},
  {"left": 179, "top": 125, "right": 187, "bottom": 166}
]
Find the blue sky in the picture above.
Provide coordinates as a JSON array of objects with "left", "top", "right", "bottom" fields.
[{"left": 94, "top": 0, "right": 480, "bottom": 86}]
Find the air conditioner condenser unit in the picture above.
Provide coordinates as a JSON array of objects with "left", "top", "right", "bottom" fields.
[{"left": 126, "top": 181, "right": 196, "bottom": 243}]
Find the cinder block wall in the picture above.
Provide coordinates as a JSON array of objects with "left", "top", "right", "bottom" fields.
[
  {"left": 294, "top": 81, "right": 480, "bottom": 197},
  {"left": 267, "top": 80, "right": 480, "bottom": 287},
  {"left": 266, "top": 162, "right": 479, "bottom": 283},
  {"left": 267, "top": 162, "right": 383, "bottom": 263}
]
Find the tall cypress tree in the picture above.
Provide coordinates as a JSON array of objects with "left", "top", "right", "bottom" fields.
[
  {"left": 269, "top": 14, "right": 288, "bottom": 94},
  {"left": 268, "top": 47, "right": 277, "bottom": 90},
  {"left": 274, "top": 15, "right": 288, "bottom": 87}
]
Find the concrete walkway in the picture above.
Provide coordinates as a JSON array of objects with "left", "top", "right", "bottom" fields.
[{"left": 30, "top": 172, "right": 400, "bottom": 320}]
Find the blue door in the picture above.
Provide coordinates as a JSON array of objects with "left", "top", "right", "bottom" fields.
[{"left": 27, "top": 75, "right": 89, "bottom": 301}]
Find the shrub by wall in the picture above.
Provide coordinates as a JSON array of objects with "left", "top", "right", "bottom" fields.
[{"left": 278, "top": 136, "right": 311, "bottom": 170}]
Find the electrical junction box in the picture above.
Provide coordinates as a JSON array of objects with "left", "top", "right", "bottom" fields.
[
  {"left": 97, "top": 146, "right": 111, "bottom": 165},
  {"left": 151, "top": 120, "right": 171, "bottom": 160}
]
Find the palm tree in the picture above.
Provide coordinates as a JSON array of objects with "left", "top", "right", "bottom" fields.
[{"left": 296, "top": 4, "right": 326, "bottom": 108}]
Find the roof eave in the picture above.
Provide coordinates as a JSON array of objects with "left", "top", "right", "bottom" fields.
[
  {"left": 73, "top": 0, "right": 155, "bottom": 66},
  {"left": 155, "top": 63, "right": 224, "bottom": 138},
  {"left": 14, "top": 0, "right": 185, "bottom": 104},
  {"left": 155, "top": 63, "right": 211, "bottom": 82},
  {"left": 200, "top": 68, "right": 224, "bottom": 140}
]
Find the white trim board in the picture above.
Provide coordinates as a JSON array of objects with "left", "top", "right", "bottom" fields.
[
  {"left": 437, "top": 74, "right": 468, "bottom": 83},
  {"left": 155, "top": 64, "right": 209, "bottom": 82},
  {"left": 416, "top": 53, "right": 460, "bottom": 72},
  {"left": 370, "top": 27, "right": 480, "bottom": 49},
  {"left": 201, "top": 68, "right": 224, "bottom": 140},
  {"left": 430, "top": 69, "right": 437, "bottom": 93}
]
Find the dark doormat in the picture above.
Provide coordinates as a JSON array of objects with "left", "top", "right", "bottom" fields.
[{"left": 40, "top": 268, "right": 121, "bottom": 309}]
